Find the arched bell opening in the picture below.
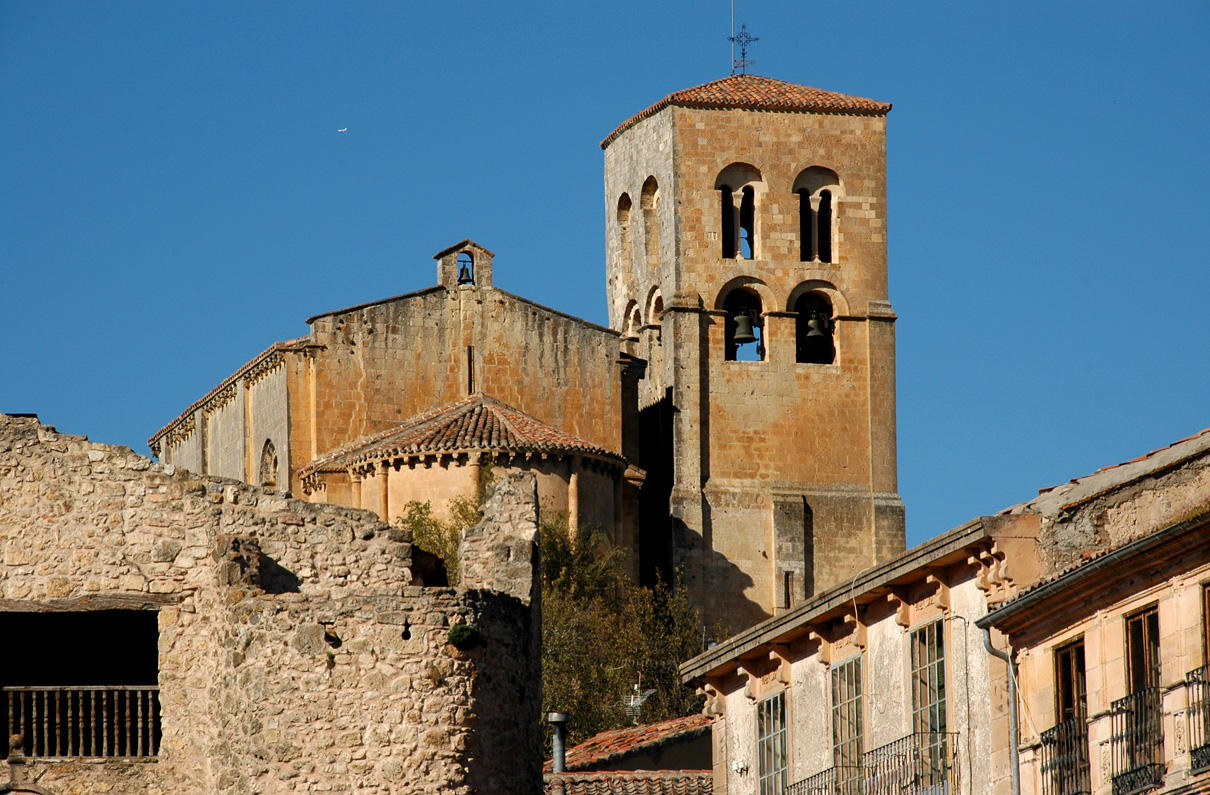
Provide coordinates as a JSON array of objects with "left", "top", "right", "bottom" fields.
[
  {"left": 794, "top": 292, "right": 835, "bottom": 364},
  {"left": 723, "top": 288, "right": 765, "bottom": 362},
  {"left": 456, "top": 251, "right": 475, "bottom": 285}
]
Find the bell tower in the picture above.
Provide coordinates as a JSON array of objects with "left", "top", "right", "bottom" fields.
[{"left": 602, "top": 74, "right": 904, "bottom": 630}]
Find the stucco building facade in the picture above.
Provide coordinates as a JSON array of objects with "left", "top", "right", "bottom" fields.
[{"left": 681, "top": 428, "right": 1210, "bottom": 795}]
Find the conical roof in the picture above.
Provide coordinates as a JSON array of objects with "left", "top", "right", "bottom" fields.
[{"left": 299, "top": 394, "right": 623, "bottom": 476}]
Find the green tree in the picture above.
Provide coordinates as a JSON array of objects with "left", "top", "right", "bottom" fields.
[
  {"left": 394, "top": 486, "right": 712, "bottom": 745},
  {"left": 541, "top": 516, "right": 709, "bottom": 744}
]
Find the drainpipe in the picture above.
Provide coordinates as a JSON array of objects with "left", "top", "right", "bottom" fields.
[
  {"left": 548, "top": 712, "right": 569, "bottom": 773},
  {"left": 982, "top": 626, "right": 1021, "bottom": 795}
]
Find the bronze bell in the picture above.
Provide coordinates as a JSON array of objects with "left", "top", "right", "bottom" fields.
[
  {"left": 806, "top": 313, "right": 828, "bottom": 338},
  {"left": 732, "top": 313, "right": 757, "bottom": 345},
  {"left": 457, "top": 263, "right": 474, "bottom": 285}
]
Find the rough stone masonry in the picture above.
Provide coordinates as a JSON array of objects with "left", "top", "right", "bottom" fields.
[{"left": 0, "top": 413, "right": 541, "bottom": 794}]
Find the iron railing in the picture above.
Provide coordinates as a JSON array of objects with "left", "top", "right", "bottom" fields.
[
  {"left": 1188, "top": 664, "right": 1210, "bottom": 773},
  {"left": 1110, "top": 688, "right": 1163, "bottom": 795},
  {"left": 788, "top": 733, "right": 958, "bottom": 795},
  {"left": 786, "top": 764, "right": 863, "bottom": 795},
  {"left": 3, "top": 685, "right": 160, "bottom": 758},
  {"left": 1040, "top": 716, "right": 1091, "bottom": 795}
]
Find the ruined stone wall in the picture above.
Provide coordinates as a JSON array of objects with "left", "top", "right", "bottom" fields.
[{"left": 0, "top": 415, "right": 541, "bottom": 794}]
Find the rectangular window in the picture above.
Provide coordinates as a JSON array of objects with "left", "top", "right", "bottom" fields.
[
  {"left": 1190, "top": 586, "right": 1210, "bottom": 772},
  {"left": 0, "top": 610, "right": 160, "bottom": 758},
  {"left": 757, "top": 691, "right": 788, "bottom": 795},
  {"left": 1042, "top": 640, "right": 1090, "bottom": 795},
  {"left": 909, "top": 621, "right": 952, "bottom": 793},
  {"left": 1203, "top": 584, "right": 1210, "bottom": 665},
  {"left": 1111, "top": 606, "right": 1163, "bottom": 795},
  {"left": 831, "top": 656, "right": 863, "bottom": 794},
  {"left": 910, "top": 620, "right": 946, "bottom": 735}
]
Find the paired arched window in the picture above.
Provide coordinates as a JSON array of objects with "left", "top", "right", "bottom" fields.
[
  {"left": 794, "top": 292, "right": 835, "bottom": 364},
  {"left": 641, "top": 177, "right": 660, "bottom": 271},
  {"left": 716, "top": 164, "right": 763, "bottom": 260},
  {"left": 722, "top": 288, "right": 764, "bottom": 362},
  {"left": 794, "top": 167, "right": 839, "bottom": 263}
]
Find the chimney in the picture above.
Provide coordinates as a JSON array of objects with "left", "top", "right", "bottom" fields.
[{"left": 548, "top": 712, "right": 569, "bottom": 772}]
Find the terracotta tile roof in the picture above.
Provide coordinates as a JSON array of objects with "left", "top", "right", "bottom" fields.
[
  {"left": 545, "top": 770, "right": 712, "bottom": 795},
  {"left": 1004, "top": 426, "right": 1210, "bottom": 517},
  {"left": 298, "top": 393, "right": 624, "bottom": 477},
  {"left": 602, "top": 74, "right": 890, "bottom": 148},
  {"left": 545, "top": 715, "right": 711, "bottom": 773}
]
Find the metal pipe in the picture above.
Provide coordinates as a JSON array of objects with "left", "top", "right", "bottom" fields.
[
  {"left": 982, "top": 625, "right": 1020, "bottom": 795},
  {"left": 548, "top": 712, "right": 568, "bottom": 773}
]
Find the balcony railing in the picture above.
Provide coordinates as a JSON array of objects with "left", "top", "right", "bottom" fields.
[
  {"left": 1189, "top": 664, "right": 1210, "bottom": 773},
  {"left": 1040, "top": 716, "right": 1091, "bottom": 795},
  {"left": 3, "top": 685, "right": 160, "bottom": 758},
  {"left": 1110, "top": 688, "right": 1163, "bottom": 795},
  {"left": 788, "top": 733, "right": 958, "bottom": 795}
]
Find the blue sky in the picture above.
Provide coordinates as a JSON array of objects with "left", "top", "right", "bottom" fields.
[{"left": 2, "top": 2, "right": 1208, "bottom": 548}]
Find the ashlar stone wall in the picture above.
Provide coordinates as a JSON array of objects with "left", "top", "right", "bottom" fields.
[{"left": 0, "top": 414, "right": 541, "bottom": 794}]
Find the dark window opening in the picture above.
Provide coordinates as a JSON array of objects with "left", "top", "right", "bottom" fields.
[
  {"left": 720, "top": 185, "right": 736, "bottom": 259},
  {"left": 1112, "top": 607, "right": 1163, "bottom": 795},
  {"left": 1042, "top": 640, "right": 1090, "bottom": 795},
  {"left": 795, "top": 167, "right": 839, "bottom": 263},
  {"left": 1, "top": 611, "right": 160, "bottom": 758},
  {"left": 818, "top": 190, "right": 833, "bottom": 263},
  {"left": 739, "top": 186, "right": 755, "bottom": 259},
  {"left": 723, "top": 289, "right": 764, "bottom": 362},
  {"left": 795, "top": 293, "right": 835, "bottom": 364}
]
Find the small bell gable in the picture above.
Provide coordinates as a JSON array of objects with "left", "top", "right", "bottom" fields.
[{"left": 435, "top": 239, "right": 494, "bottom": 289}]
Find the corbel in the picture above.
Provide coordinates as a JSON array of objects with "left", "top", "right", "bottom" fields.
[
  {"left": 885, "top": 586, "right": 912, "bottom": 629},
  {"left": 807, "top": 625, "right": 833, "bottom": 666},
  {"left": 925, "top": 572, "right": 950, "bottom": 611},
  {"left": 737, "top": 663, "right": 759, "bottom": 701},
  {"left": 841, "top": 608, "right": 867, "bottom": 650},
  {"left": 769, "top": 644, "right": 793, "bottom": 686},
  {"left": 699, "top": 678, "right": 726, "bottom": 717}
]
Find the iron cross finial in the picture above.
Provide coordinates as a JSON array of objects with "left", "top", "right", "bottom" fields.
[{"left": 729, "top": 24, "right": 758, "bottom": 75}]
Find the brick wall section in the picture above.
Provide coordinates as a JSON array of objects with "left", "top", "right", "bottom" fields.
[{"left": 0, "top": 414, "right": 541, "bottom": 794}]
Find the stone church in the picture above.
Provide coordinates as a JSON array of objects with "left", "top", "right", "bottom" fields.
[{"left": 150, "top": 73, "right": 905, "bottom": 632}]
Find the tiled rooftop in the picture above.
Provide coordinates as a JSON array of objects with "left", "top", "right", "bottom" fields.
[
  {"left": 602, "top": 74, "right": 890, "bottom": 147},
  {"left": 545, "top": 714, "right": 711, "bottom": 773},
  {"left": 299, "top": 393, "right": 624, "bottom": 476},
  {"left": 545, "top": 770, "right": 712, "bottom": 795}
]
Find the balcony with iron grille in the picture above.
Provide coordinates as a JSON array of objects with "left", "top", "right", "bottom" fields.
[
  {"left": 1040, "top": 715, "right": 1090, "bottom": 795},
  {"left": 3, "top": 685, "right": 161, "bottom": 759},
  {"left": 1110, "top": 688, "right": 1164, "bottom": 795},
  {"left": 1189, "top": 664, "right": 1210, "bottom": 775},
  {"left": 787, "top": 732, "right": 959, "bottom": 795}
]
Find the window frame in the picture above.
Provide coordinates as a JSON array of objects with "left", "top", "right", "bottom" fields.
[{"left": 756, "top": 689, "right": 788, "bottom": 795}]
